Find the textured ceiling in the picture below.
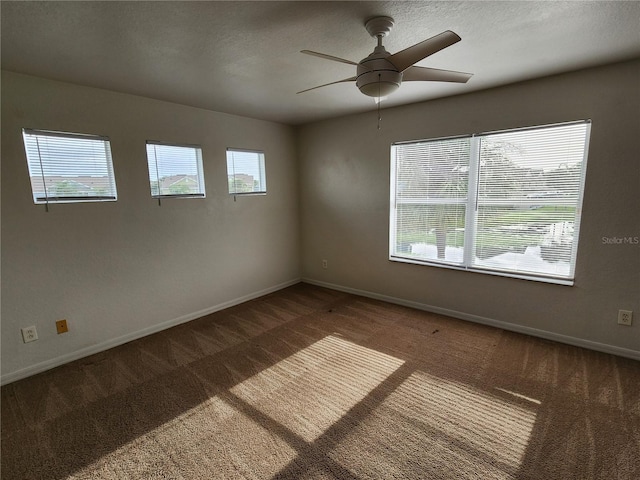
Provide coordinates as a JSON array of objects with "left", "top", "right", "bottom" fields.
[{"left": 2, "top": 1, "right": 639, "bottom": 125}]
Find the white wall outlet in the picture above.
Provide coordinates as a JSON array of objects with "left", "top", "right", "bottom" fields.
[
  {"left": 322, "top": 259, "right": 328, "bottom": 269},
  {"left": 617, "top": 310, "right": 633, "bottom": 326},
  {"left": 21, "top": 326, "right": 39, "bottom": 343}
]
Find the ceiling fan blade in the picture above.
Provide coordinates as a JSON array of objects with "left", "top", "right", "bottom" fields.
[
  {"left": 297, "top": 76, "right": 357, "bottom": 94},
  {"left": 301, "top": 50, "right": 358, "bottom": 66},
  {"left": 388, "top": 30, "right": 462, "bottom": 73},
  {"left": 402, "top": 65, "right": 472, "bottom": 83}
]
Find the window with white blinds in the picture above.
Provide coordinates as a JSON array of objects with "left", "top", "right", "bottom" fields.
[
  {"left": 226, "top": 149, "right": 266, "bottom": 195},
  {"left": 390, "top": 121, "right": 591, "bottom": 284},
  {"left": 22, "top": 128, "right": 117, "bottom": 204},
  {"left": 146, "top": 141, "right": 205, "bottom": 198}
]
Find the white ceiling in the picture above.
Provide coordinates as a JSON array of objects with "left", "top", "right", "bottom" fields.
[{"left": 2, "top": 1, "right": 639, "bottom": 125}]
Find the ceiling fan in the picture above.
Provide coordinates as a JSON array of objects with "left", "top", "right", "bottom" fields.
[{"left": 298, "top": 16, "right": 472, "bottom": 98}]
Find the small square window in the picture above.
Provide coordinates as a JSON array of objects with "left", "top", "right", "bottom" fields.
[
  {"left": 226, "top": 149, "right": 266, "bottom": 195},
  {"left": 22, "top": 128, "right": 117, "bottom": 204},
  {"left": 146, "top": 141, "right": 206, "bottom": 198}
]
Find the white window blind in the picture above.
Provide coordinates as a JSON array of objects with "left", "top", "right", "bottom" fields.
[
  {"left": 22, "top": 128, "right": 117, "bottom": 204},
  {"left": 226, "top": 149, "right": 266, "bottom": 195},
  {"left": 146, "top": 142, "right": 205, "bottom": 198},
  {"left": 392, "top": 136, "right": 470, "bottom": 264},
  {"left": 390, "top": 121, "right": 590, "bottom": 284}
]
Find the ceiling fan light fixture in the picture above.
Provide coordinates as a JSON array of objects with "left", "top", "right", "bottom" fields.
[
  {"left": 358, "top": 80, "right": 399, "bottom": 98},
  {"left": 356, "top": 69, "right": 402, "bottom": 97}
]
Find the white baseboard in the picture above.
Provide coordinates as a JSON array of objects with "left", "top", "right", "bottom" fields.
[
  {"left": 1, "top": 278, "right": 302, "bottom": 386},
  {"left": 303, "top": 278, "right": 640, "bottom": 361}
]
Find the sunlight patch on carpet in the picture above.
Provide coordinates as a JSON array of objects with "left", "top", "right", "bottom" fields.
[
  {"left": 331, "top": 370, "right": 538, "bottom": 479},
  {"left": 495, "top": 387, "right": 542, "bottom": 405},
  {"left": 79, "top": 399, "right": 299, "bottom": 479},
  {"left": 230, "top": 334, "right": 405, "bottom": 442}
]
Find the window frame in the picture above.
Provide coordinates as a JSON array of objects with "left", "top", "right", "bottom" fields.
[
  {"left": 389, "top": 120, "right": 591, "bottom": 285},
  {"left": 22, "top": 128, "right": 117, "bottom": 205},
  {"left": 145, "top": 140, "right": 206, "bottom": 199},
  {"left": 226, "top": 148, "right": 267, "bottom": 196}
]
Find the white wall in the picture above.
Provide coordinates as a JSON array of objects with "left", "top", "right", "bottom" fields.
[
  {"left": 1, "top": 71, "right": 301, "bottom": 383},
  {"left": 298, "top": 59, "right": 640, "bottom": 357}
]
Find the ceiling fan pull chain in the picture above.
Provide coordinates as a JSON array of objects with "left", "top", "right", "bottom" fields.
[{"left": 377, "top": 74, "right": 382, "bottom": 130}]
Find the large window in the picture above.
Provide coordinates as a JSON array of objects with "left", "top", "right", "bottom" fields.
[
  {"left": 226, "top": 149, "right": 267, "bottom": 195},
  {"left": 22, "top": 128, "right": 117, "bottom": 204},
  {"left": 390, "top": 121, "right": 591, "bottom": 284},
  {"left": 146, "top": 141, "right": 205, "bottom": 198}
]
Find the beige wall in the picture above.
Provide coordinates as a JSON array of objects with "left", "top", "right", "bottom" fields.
[
  {"left": 298, "top": 59, "right": 640, "bottom": 356},
  {"left": 1, "top": 71, "right": 301, "bottom": 382},
  {"left": 2, "top": 60, "right": 638, "bottom": 383}
]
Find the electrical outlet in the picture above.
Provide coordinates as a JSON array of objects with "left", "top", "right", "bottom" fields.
[
  {"left": 56, "top": 319, "right": 68, "bottom": 334},
  {"left": 618, "top": 310, "right": 633, "bottom": 326},
  {"left": 21, "top": 326, "right": 38, "bottom": 343},
  {"left": 322, "top": 259, "right": 328, "bottom": 269}
]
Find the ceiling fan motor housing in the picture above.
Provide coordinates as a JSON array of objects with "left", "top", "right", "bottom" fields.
[{"left": 356, "top": 47, "right": 402, "bottom": 97}]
